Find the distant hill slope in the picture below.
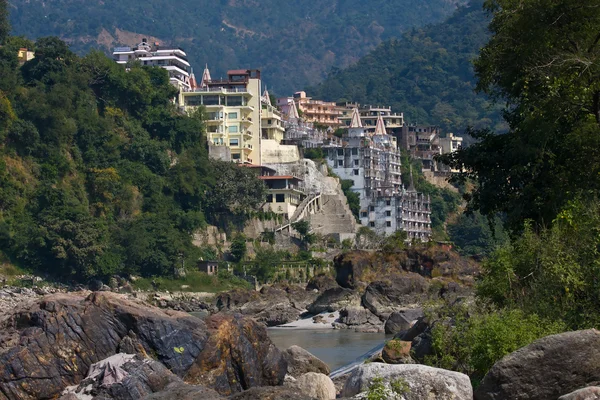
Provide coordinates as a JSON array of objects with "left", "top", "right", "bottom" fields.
[
  {"left": 307, "top": 1, "right": 505, "bottom": 133},
  {"left": 8, "top": 0, "right": 461, "bottom": 94}
]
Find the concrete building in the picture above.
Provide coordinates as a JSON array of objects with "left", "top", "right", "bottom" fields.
[
  {"left": 400, "top": 124, "right": 442, "bottom": 172},
  {"left": 278, "top": 92, "right": 342, "bottom": 127},
  {"left": 180, "top": 68, "right": 262, "bottom": 164},
  {"left": 325, "top": 109, "right": 431, "bottom": 241},
  {"left": 438, "top": 133, "right": 464, "bottom": 173},
  {"left": 338, "top": 103, "right": 404, "bottom": 136},
  {"left": 17, "top": 48, "right": 35, "bottom": 65},
  {"left": 112, "top": 39, "right": 192, "bottom": 91},
  {"left": 261, "top": 89, "right": 285, "bottom": 143}
]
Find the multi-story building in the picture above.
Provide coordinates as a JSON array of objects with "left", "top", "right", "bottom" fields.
[
  {"left": 279, "top": 100, "right": 340, "bottom": 149},
  {"left": 278, "top": 91, "right": 342, "bottom": 127},
  {"left": 324, "top": 109, "right": 431, "bottom": 240},
  {"left": 261, "top": 89, "right": 285, "bottom": 143},
  {"left": 179, "top": 68, "right": 262, "bottom": 164},
  {"left": 338, "top": 103, "right": 404, "bottom": 136},
  {"left": 112, "top": 39, "right": 192, "bottom": 91},
  {"left": 400, "top": 124, "right": 442, "bottom": 172},
  {"left": 438, "top": 133, "right": 463, "bottom": 172}
]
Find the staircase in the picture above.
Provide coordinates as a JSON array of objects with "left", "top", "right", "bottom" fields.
[{"left": 308, "top": 193, "right": 357, "bottom": 237}]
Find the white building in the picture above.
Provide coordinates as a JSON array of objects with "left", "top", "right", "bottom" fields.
[
  {"left": 112, "top": 39, "right": 192, "bottom": 91},
  {"left": 325, "top": 109, "right": 431, "bottom": 240}
]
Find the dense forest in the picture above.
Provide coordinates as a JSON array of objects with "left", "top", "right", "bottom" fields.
[
  {"left": 7, "top": 0, "right": 462, "bottom": 94},
  {"left": 0, "top": 24, "right": 266, "bottom": 281},
  {"left": 307, "top": 1, "right": 503, "bottom": 133}
]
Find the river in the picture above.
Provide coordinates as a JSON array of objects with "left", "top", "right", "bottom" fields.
[{"left": 268, "top": 328, "right": 389, "bottom": 373}]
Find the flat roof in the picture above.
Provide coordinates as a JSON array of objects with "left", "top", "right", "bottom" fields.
[
  {"left": 259, "top": 175, "right": 303, "bottom": 181},
  {"left": 239, "top": 164, "right": 277, "bottom": 172}
]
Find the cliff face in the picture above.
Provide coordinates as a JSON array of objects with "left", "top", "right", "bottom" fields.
[{"left": 0, "top": 292, "right": 286, "bottom": 399}]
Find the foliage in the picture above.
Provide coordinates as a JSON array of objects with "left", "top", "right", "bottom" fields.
[
  {"left": 364, "top": 376, "right": 409, "bottom": 400},
  {"left": 229, "top": 234, "right": 247, "bottom": 263},
  {"left": 8, "top": 0, "right": 459, "bottom": 94},
  {"left": 131, "top": 270, "right": 250, "bottom": 292},
  {"left": 381, "top": 230, "right": 408, "bottom": 252},
  {"left": 447, "top": 211, "right": 507, "bottom": 257},
  {"left": 440, "top": 0, "right": 600, "bottom": 232},
  {"left": 478, "top": 199, "right": 600, "bottom": 330},
  {"left": 308, "top": 1, "right": 503, "bottom": 133},
  {"left": 292, "top": 220, "right": 316, "bottom": 249},
  {"left": 424, "top": 302, "right": 565, "bottom": 385},
  {"left": 341, "top": 179, "right": 360, "bottom": 220},
  {"left": 303, "top": 147, "right": 324, "bottom": 160},
  {"left": 0, "top": 0, "right": 9, "bottom": 45},
  {"left": 0, "top": 36, "right": 266, "bottom": 281}
]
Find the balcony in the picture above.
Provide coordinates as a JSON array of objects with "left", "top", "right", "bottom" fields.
[{"left": 243, "top": 130, "right": 253, "bottom": 138}]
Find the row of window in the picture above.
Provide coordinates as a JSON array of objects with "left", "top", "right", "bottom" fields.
[{"left": 185, "top": 95, "right": 247, "bottom": 106}]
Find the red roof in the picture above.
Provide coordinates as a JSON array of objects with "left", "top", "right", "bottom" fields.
[
  {"left": 259, "top": 175, "right": 303, "bottom": 181},
  {"left": 227, "top": 69, "right": 250, "bottom": 75}
]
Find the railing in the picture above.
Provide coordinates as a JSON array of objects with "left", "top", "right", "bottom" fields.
[
  {"left": 274, "top": 192, "right": 321, "bottom": 233},
  {"left": 184, "top": 87, "right": 250, "bottom": 94}
]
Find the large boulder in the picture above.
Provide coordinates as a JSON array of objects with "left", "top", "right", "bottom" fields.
[
  {"left": 341, "top": 363, "right": 472, "bottom": 399},
  {"left": 559, "top": 387, "right": 600, "bottom": 400},
  {"left": 0, "top": 292, "right": 287, "bottom": 399},
  {"left": 306, "top": 274, "right": 339, "bottom": 292},
  {"left": 381, "top": 339, "right": 413, "bottom": 364},
  {"left": 334, "top": 307, "right": 383, "bottom": 332},
  {"left": 384, "top": 308, "right": 424, "bottom": 334},
  {"left": 361, "top": 274, "right": 429, "bottom": 320},
  {"left": 306, "top": 287, "right": 360, "bottom": 314},
  {"left": 333, "top": 251, "right": 373, "bottom": 289},
  {"left": 475, "top": 329, "right": 600, "bottom": 400},
  {"left": 283, "top": 345, "right": 330, "bottom": 377},
  {"left": 60, "top": 354, "right": 223, "bottom": 400},
  {"left": 228, "top": 386, "right": 314, "bottom": 399},
  {"left": 287, "top": 372, "right": 336, "bottom": 400}
]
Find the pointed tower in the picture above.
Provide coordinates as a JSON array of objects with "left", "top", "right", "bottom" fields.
[
  {"left": 262, "top": 86, "right": 272, "bottom": 106},
  {"left": 287, "top": 99, "right": 300, "bottom": 119},
  {"left": 374, "top": 112, "right": 386, "bottom": 135},
  {"left": 408, "top": 164, "right": 416, "bottom": 192},
  {"left": 350, "top": 107, "right": 363, "bottom": 128},
  {"left": 200, "top": 64, "right": 211, "bottom": 88},
  {"left": 189, "top": 68, "right": 197, "bottom": 90}
]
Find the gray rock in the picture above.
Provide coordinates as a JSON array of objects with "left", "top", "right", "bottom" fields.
[
  {"left": 361, "top": 275, "right": 429, "bottom": 319},
  {"left": 395, "top": 316, "right": 429, "bottom": 342},
  {"left": 410, "top": 331, "right": 433, "bottom": 362},
  {"left": 475, "top": 329, "right": 600, "bottom": 400},
  {"left": 341, "top": 363, "right": 472, "bottom": 400},
  {"left": 228, "top": 386, "right": 314, "bottom": 399},
  {"left": 293, "top": 372, "right": 336, "bottom": 400},
  {"left": 307, "top": 287, "right": 360, "bottom": 314},
  {"left": 384, "top": 308, "right": 423, "bottom": 334},
  {"left": 334, "top": 307, "right": 383, "bottom": 332},
  {"left": 284, "top": 345, "right": 330, "bottom": 377},
  {"left": 559, "top": 386, "right": 600, "bottom": 400}
]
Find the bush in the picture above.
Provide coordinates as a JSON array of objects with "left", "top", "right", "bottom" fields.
[{"left": 229, "top": 234, "right": 247, "bottom": 262}]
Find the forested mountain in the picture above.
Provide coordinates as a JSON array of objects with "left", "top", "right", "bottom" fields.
[
  {"left": 7, "top": 0, "right": 462, "bottom": 94},
  {"left": 307, "top": 1, "right": 504, "bottom": 133},
  {"left": 0, "top": 32, "right": 266, "bottom": 281}
]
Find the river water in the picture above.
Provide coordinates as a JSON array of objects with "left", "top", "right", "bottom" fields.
[{"left": 268, "top": 328, "right": 388, "bottom": 372}]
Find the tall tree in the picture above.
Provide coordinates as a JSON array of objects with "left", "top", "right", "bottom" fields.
[
  {"left": 441, "top": 0, "right": 600, "bottom": 231},
  {"left": 0, "top": 0, "right": 9, "bottom": 44}
]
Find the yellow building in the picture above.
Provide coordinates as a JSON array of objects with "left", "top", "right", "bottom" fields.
[
  {"left": 180, "top": 68, "right": 262, "bottom": 164},
  {"left": 261, "top": 89, "right": 285, "bottom": 143},
  {"left": 278, "top": 91, "right": 342, "bottom": 127},
  {"left": 17, "top": 48, "right": 35, "bottom": 65}
]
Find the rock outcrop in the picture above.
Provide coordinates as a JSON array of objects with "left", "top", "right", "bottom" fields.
[
  {"left": 384, "top": 308, "right": 423, "bottom": 334},
  {"left": 283, "top": 345, "right": 330, "bottom": 377},
  {"left": 475, "top": 329, "right": 600, "bottom": 400},
  {"left": 0, "top": 292, "right": 286, "bottom": 399},
  {"left": 306, "top": 287, "right": 360, "bottom": 314},
  {"left": 361, "top": 274, "right": 429, "bottom": 319},
  {"left": 342, "top": 363, "right": 473, "bottom": 400},
  {"left": 286, "top": 372, "right": 336, "bottom": 400},
  {"left": 334, "top": 307, "right": 383, "bottom": 332},
  {"left": 558, "top": 386, "right": 600, "bottom": 400},
  {"left": 381, "top": 340, "right": 414, "bottom": 364}
]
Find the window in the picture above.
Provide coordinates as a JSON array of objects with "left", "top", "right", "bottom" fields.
[
  {"left": 369, "top": 221, "right": 375, "bottom": 227},
  {"left": 338, "top": 160, "right": 343, "bottom": 167},
  {"left": 354, "top": 159, "right": 359, "bottom": 166},
  {"left": 227, "top": 96, "right": 243, "bottom": 106},
  {"left": 229, "top": 139, "right": 239, "bottom": 146},
  {"left": 232, "top": 153, "right": 241, "bottom": 160},
  {"left": 386, "top": 221, "right": 392, "bottom": 227},
  {"left": 228, "top": 125, "right": 239, "bottom": 133},
  {"left": 276, "top": 194, "right": 285, "bottom": 203},
  {"left": 266, "top": 194, "right": 273, "bottom": 203},
  {"left": 268, "top": 119, "right": 272, "bottom": 125},
  {"left": 185, "top": 96, "right": 202, "bottom": 106},
  {"left": 203, "top": 95, "right": 220, "bottom": 105},
  {"left": 337, "top": 149, "right": 344, "bottom": 156},
  {"left": 361, "top": 212, "right": 367, "bottom": 218},
  {"left": 228, "top": 112, "right": 238, "bottom": 120},
  {"left": 386, "top": 200, "right": 391, "bottom": 206},
  {"left": 353, "top": 169, "right": 359, "bottom": 176},
  {"left": 352, "top": 148, "right": 358, "bottom": 155},
  {"left": 386, "top": 211, "right": 391, "bottom": 217},
  {"left": 369, "top": 206, "right": 375, "bottom": 212}
]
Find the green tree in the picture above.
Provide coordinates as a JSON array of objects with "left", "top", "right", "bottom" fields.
[
  {"left": 230, "top": 234, "right": 247, "bottom": 262},
  {"left": 0, "top": 0, "right": 9, "bottom": 45}
]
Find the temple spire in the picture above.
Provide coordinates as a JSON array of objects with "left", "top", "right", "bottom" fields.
[
  {"left": 374, "top": 112, "right": 386, "bottom": 135},
  {"left": 262, "top": 86, "right": 272, "bottom": 106},
  {"left": 200, "top": 64, "right": 211, "bottom": 88},
  {"left": 350, "top": 108, "right": 362, "bottom": 128},
  {"left": 287, "top": 99, "right": 299, "bottom": 119},
  {"left": 189, "top": 68, "right": 197, "bottom": 90}
]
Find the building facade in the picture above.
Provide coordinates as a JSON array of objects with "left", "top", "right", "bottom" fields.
[
  {"left": 180, "top": 68, "right": 262, "bottom": 164},
  {"left": 112, "top": 39, "right": 192, "bottom": 91},
  {"left": 261, "top": 89, "right": 285, "bottom": 143},
  {"left": 338, "top": 103, "right": 404, "bottom": 136},
  {"left": 325, "top": 109, "right": 431, "bottom": 240},
  {"left": 400, "top": 124, "right": 442, "bottom": 172},
  {"left": 278, "top": 91, "right": 342, "bottom": 127}
]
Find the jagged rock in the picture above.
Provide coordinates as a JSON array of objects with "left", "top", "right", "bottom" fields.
[
  {"left": 214, "top": 288, "right": 260, "bottom": 310},
  {"left": 361, "top": 274, "right": 429, "bottom": 320},
  {"left": 410, "top": 331, "right": 433, "bottom": 362},
  {"left": 283, "top": 345, "right": 330, "bottom": 377},
  {"left": 341, "top": 363, "right": 472, "bottom": 400},
  {"left": 61, "top": 353, "right": 222, "bottom": 400},
  {"left": 558, "top": 386, "right": 600, "bottom": 400},
  {"left": 0, "top": 292, "right": 286, "bottom": 399},
  {"left": 384, "top": 308, "right": 423, "bottom": 334},
  {"left": 228, "top": 386, "right": 314, "bottom": 399},
  {"left": 306, "top": 274, "right": 339, "bottom": 292},
  {"left": 334, "top": 307, "right": 383, "bottom": 332},
  {"left": 381, "top": 340, "right": 414, "bottom": 364},
  {"left": 307, "top": 287, "right": 360, "bottom": 314},
  {"left": 394, "top": 316, "right": 429, "bottom": 342},
  {"left": 333, "top": 251, "right": 372, "bottom": 289},
  {"left": 475, "top": 329, "right": 600, "bottom": 400},
  {"left": 289, "top": 372, "right": 336, "bottom": 400}
]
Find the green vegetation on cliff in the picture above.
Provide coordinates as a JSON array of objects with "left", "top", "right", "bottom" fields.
[
  {"left": 0, "top": 33, "right": 265, "bottom": 281},
  {"left": 308, "top": 1, "right": 503, "bottom": 133}
]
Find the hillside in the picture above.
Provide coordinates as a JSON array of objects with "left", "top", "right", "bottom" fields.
[
  {"left": 7, "top": 0, "right": 462, "bottom": 94},
  {"left": 307, "top": 1, "right": 505, "bottom": 133}
]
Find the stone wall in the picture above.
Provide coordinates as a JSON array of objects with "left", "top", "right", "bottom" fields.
[{"left": 261, "top": 139, "right": 301, "bottom": 164}]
